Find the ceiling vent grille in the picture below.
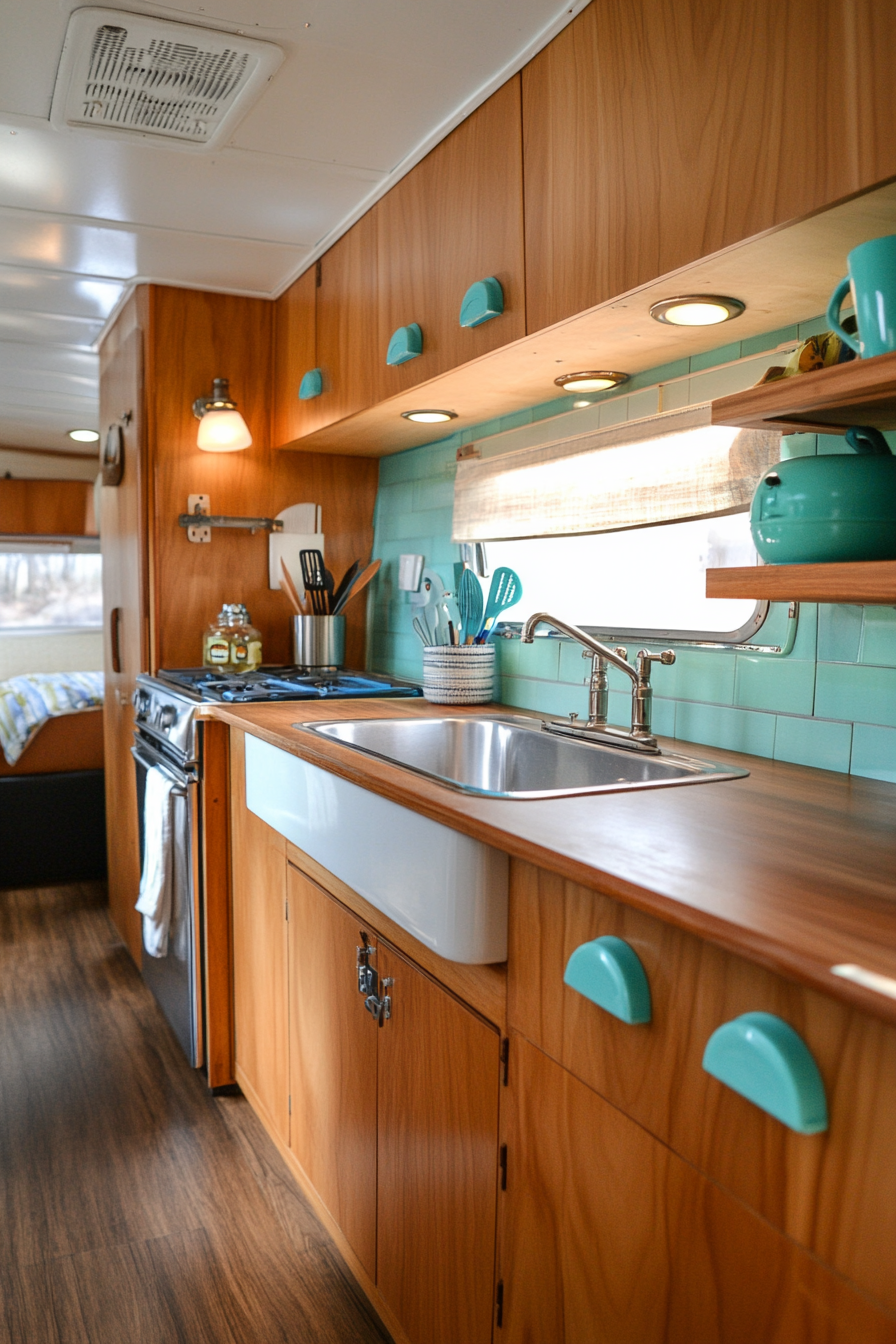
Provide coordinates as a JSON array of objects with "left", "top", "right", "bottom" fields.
[{"left": 51, "top": 8, "right": 283, "bottom": 149}]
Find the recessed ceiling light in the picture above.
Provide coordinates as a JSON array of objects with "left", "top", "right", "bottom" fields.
[
  {"left": 649, "top": 295, "right": 745, "bottom": 327},
  {"left": 401, "top": 409, "right": 457, "bottom": 424},
  {"left": 573, "top": 400, "right": 592, "bottom": 408},
  {"left": 68, "top": 428, "right": 99, "bottom": 442},
  {"left": 554, "top": 371, "right": 629, "bottom": 393}
]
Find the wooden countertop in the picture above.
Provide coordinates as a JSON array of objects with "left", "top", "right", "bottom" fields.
[{"left": 207, "top": 698, "right": 896, "bottom": 1026}]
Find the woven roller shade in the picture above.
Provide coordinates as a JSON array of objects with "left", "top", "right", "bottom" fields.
[{"left": 452, "top": 404, "right": 781, "bottom": 542}]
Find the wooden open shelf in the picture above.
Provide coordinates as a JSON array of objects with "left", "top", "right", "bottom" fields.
[
  {"left": 706, "top": 561, "right": 896, "bottom": 604},
  {"left": 711, "top": 348, "right": 896, "bottom": 434}
]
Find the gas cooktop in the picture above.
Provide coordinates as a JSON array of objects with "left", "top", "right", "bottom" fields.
[{"left": 157, "top": 667, "right": 423, "bottom": 704}]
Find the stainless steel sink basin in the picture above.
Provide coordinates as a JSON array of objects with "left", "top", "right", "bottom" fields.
[{"left": 300, "top": 716, "right": 748, "bottom": 799}]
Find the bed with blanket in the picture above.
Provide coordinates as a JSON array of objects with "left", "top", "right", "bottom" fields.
[{"left": 0, "top": 671, "right": 107, "bottom": 887}]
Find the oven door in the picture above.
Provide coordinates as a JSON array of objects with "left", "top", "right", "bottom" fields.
[{"left": 132, "top": 733, "right": 202, "bottom": 1067}]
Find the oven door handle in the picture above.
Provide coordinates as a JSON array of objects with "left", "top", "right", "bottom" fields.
[{"left": 131, "top": 741, "right": 194, "bottom": 793}]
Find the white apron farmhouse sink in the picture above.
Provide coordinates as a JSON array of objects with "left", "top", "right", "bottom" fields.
[{"left": 244, "top": 734, "right": 509, "bottom": 964}]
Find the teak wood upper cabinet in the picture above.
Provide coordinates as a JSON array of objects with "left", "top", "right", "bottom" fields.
[
  {"left": 311, "top": 209, "right": 382, "bottom": 432},
  {"left": 375, "top": 76, "right": 525, "bottom": 397},
  {"left": 272, "top": 263, "right": 318, "bottom": 448},
  {"left": 522, "top": 0, "right": 896, "bottom": 332}
]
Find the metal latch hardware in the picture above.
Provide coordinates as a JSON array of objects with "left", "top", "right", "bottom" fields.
[
  {"left": 364, "top": 977, "right": 394, "bottom": 1026},
  {"left": 356, "top": 932, "right": 378, "bottom": 997}
]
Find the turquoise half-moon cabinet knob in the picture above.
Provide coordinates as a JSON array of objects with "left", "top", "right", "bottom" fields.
[
  {"left": 386, "top": 322, "right": 423, "bottom": 366},
  {"left": 563, "top": 935, "right": 651, "bottom": 1024},
  {"left": 459, "top": 277, "right": 504, "bottom": 328},
  {"left": 702, "top": 1012, "right": 828, "bottom": 1134},
  {"left": 298, "top": 367, "right": 323, "bottom": 400}
]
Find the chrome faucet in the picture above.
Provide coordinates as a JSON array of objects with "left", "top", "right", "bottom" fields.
[{"left": 520, "top": 612, "right": 675, "bottom": 753}]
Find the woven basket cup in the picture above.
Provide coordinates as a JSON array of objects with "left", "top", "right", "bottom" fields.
[{"left": 422, "top": 644, "right": 496, "bottom": 705}]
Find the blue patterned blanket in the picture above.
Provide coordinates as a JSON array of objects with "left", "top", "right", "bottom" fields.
[{"left": 0, "top": 671, "right": 104, "bottom": 765}]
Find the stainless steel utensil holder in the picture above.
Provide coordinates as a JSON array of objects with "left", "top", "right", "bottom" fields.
[{"left": 291, "top": 615, "right": 345, "bottom": 670}]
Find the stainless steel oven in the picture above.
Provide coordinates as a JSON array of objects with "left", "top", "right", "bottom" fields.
[{"left": 132, "top": 680, "right": 203, "bottom": 1067}]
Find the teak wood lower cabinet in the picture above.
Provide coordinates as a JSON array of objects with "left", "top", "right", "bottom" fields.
[
  {"left": 499, "top": 1034, "right": 896, "bottom": 1344},
  {"left": 232, "top": 785, "right": 501, "bottom": 1344}
]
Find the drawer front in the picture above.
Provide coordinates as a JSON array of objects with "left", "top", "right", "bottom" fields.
[
  {"left": 507, "top": 860, "right": 896, "bottom": 1312},
  {"left": 500, "top": 1034, "right": 896, "bottom": 1344}
]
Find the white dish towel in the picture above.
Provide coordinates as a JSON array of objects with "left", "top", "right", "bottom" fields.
[{"left": 136, "top": 765, "right": 176, "bottom": 958}]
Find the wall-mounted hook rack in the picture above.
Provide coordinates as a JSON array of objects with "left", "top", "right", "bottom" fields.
[{"left": 178, "top": 495, "right": 284, "bottom": 544}]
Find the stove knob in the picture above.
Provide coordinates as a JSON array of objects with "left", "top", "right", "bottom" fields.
[
  {"left": 132, "top": 688, "right": 150, "bottom": 717},
  {"left": 158, "top": 704, "right": 177, "bottom": 730}
]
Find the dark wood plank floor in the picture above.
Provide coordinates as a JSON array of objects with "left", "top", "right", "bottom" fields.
[{"left": 0, "top": 881, "right": 393, "bottom": 1344}]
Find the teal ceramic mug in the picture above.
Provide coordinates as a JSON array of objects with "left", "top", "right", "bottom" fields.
[{"left": 827, "top": 234, "right": 896, "bottom": 358}]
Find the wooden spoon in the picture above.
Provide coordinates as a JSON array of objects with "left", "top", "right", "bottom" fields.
[
  {"left": 334, "top": 558, "right": 382, "bottom": 613},
  {"left": 280, "top": 559, "right": 309, "bottom": 616}
]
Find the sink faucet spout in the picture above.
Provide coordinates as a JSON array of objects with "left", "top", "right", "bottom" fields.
[{"left": 520, "top": 612, "right": 675, "bottom": 753}]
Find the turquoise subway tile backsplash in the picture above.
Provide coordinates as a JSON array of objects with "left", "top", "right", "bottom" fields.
[
  {"left": 815, "top": 664, "right": 896, "bottom": 728},
  {"left": 774, "top": 715, "right": 852, "bottom": 773},
  {"left": 850, "top": 723, "right": 896, "bottom": 783},
  {"left": 367, "top": 318, "right": 896, "bottom": 783}
]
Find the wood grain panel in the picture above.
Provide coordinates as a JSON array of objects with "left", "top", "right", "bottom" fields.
[
  {"left": 377, "top": 943, "right": 500, "bottom": 1344},
  {"left": 310, "top": 211, "right": 381, "bottom": 431},
  {"left": 522, "top": 0, "right": 895, "bottom": 332},
  {"left": 376, "top": 77, "right": 525, "bottom": 397},
  {"left": 286, "top": 843, "right": 507, "bottom": 1030},
  {"left": 0, "top": 709, "right": 104, "bottom": 777},
  {"left": 230, "top": 729, "right": 289, "bottom": 1143},
  {"left": 212, "top": 700, "right": 896, "bottom": 1029},
  {"left": 286, "top": 867, "right": 378, "bottom": 1277},
  {"left": 146, "top": 285, "right": 378, "bottom": 670},
  {"left": 706, "top": 561, "right": 896, "bottom": 604},
  {"left": 272, "top": 263, "right": 317, "bottom": 448},
  {"left": 99, "top": 304, "right": 147, "bottom": 963},
  {"left": 507, "top": 860, "right": 896, "bottom": 1312},
  {"left": 500, "top": 1035, "right": 896, "bottom": 1344},
  {"left": 201, "top": 717, "right": 234, "bottom": 1088},
  {"left": 0, "top": 479, "right": 95, "bottom": 535}
]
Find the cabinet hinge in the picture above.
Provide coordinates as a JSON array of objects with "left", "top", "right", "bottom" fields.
[
  {"left": 495, "top": 1279, "right": 504, "bottom": 1328},
  {"left": 288, "top": 1094, "right": 292, "bottom": 1115},
  {"left": 315, "top": 259, "right": 322, "bottom": 287},
  {"left": 499, "top": 1143, "right": 507, "bottom": 1191},
  {"left": 500, "top": 1037, "right": 509, "bottom": 1086}
]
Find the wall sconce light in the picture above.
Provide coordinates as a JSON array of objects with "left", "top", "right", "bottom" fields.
[
  {"left": 649, "top": 295, "right": 745, "bottom": 326},
  {"left": 192, "top": 377, "right": 252, "bottom": 452},
  {"left": 554, "top": 371, "right": 629, "bottom": 393}
]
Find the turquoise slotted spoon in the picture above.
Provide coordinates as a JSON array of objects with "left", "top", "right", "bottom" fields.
[{"left": 476, "top": 567, "right": 523, "bottom": 642}]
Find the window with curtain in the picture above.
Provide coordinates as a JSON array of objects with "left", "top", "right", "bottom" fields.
[{"left": 452, "top": 404, "right": 780, "bottom": 640}]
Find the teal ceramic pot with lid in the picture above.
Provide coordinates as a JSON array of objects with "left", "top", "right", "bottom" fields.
[{"left": 750, "top": 426, "right": 896, "bottom": 564}]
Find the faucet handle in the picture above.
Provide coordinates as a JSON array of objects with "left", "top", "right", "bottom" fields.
[
  {"left": 614, "top": 646, "right": 629, "bottom": 662},
  {"left": 638, "top": 648, "right": 676, "bottom": 672}
]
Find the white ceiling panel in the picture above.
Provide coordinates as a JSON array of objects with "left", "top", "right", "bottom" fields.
[
  {"left": 0, "top": 408, "right": 99, "bottom": 454},
  {"left": 0, "top": 267, "right": 124, "bottom": 318},
  {"left": 0, "top": 122, "right": 384, "bottom": 246},
  {"left": 0, "top": 309, "right": 106, "bottom": 349}
]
